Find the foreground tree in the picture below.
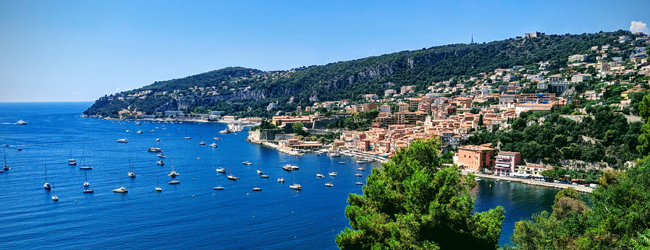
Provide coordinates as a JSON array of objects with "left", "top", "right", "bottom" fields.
[{"left": 336, "top": 139, "right": 505, "bottom": 250}]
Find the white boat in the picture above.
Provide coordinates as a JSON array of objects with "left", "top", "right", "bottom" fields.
[
  {"left": 155, "top": 176, "right": 162, "bottom": 192},
  {"left": 52, "top": 194, "right": 58, "bottom": 201},
  {"left": 252, "top": 187, "right": 262, "bottom": 191},
  {"left": 357, "top": 167, "right": 366, "bottom": 171},
  {"left": 325, "top": 182, "right": 333, "bottom": 187},
  {"left": 355, "top": 182, "right": 364, "bottom": 185},
  {"left": 474, "top": 177, "right": 482, "bottom": 182},
  {"left": 68, "top": 159, "right": 77, "bottom": 165},
  {"left": 83, "top": 189, "right": 94, "bottom": 193},
  {"left": 209, "top": 143, "right": 218, "bottom": 148},
  {"left": 169, "top": 169, "right": 179, "bottom": 177},
  {"left": 328, "top": 152, "right": 340, "bottom": 157},
  {"left": 216, "top": 167, "right": 226, "bottom": 173},
  {"left": 261, "top": 174, "right": 269, "bottom": 178},
  {"left": 117, "top": 139, "right": 129, "bottom": 143},
  {"left": 136, "top": 130, "right": 143, "bottom": 134},
  {"left": 277, "top": 177, "right": 285, "bottom": 183},
  {"left": 83, "top": 170, "right": 90, "bottom": 187},
  {"left": 113, "top": 174, "right": 128, "bottom": 193},
  {"left": 126, "top": 130, "right": 131, "bottom": 133},
  {"left": 15, "top": 120, "right": 27, "bottom": 125},
  {"left": 289, "top": 171, "right": 302, "bottom": 190},
  {"left": 339, "top": 162, "right": 346, "bottom": 165},
  {"left": 43, "top": 163, "right": 51, "bottom": 189},
  {"left": 328, "top": 164, "right": 337, "bottom": 177},
  {"left": 157, "top": 160, "right": 164, "bottom": 165},
  {"left": 147, "top": 147, "right": 162, "bottom": 153},
  {"left": 156, "top": 138, "right": 160, "bottom": 142},
  {"left": 355, "top": 160, "right": 367, "bottom": 164},
  {"left": 127, "top": 157, "right": 136, "bottom": 178},
  {"left": 79, "top": 150, "right": 92, "bottom": 170},
  {"left": 157, "top": 153, "right": 166, "bottom": 158},
  {"left": 316, "top": 163, "right": 324, "bottom": 178},
  {"left": 227, "top": 160, "right": 239, "bottom": 180},
  {"left": 355, "top": 173, "right": 363, "bottom": 177},
  {"left": 169, "top": 180, "right": 180, "bottom": 185},
  {"left": 149, "top": 130, "right": 155, "bottom": 133},
  {"left": 79, "top": 165, "right": 92, "bottom": 170},
  {"left": 256, "top": 158, "right": 263, "bottom": 174},
  {"left": 242, "top": 161, "right": 252, "bottom": 165},
  {"left": 183, "top": 136, "right": 191, "bottom": 140},
  {"left": 199, "top": 141, "right": 206, "bottom": 145},
  {"left": 282, "top": 164, "right": 299, "bottom": 171}
]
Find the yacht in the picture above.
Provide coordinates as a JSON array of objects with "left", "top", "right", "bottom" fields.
[
  {"left": 83, "top": 171, "right": 90, "bottom": 187},
  {"left": 214, "top": 186, "right": 224, "bottom": 190},
  {"left": 328, "top": 152, "right": 340, "bottom": 157},
  {"left": 117, "top": 139, "right": 129, "bottom": 143},
  {"left": 199, "top": 141, "right": 206, "bottom": 145},
  {"left": 79, "top": 165, "right": 93, "bottom": 170},
  {"left": 156, "top": 138, "right": 161, "bottom": 142},
  {"left": 227, "top": 174, "right": 239, "bottom": 180},
  {"left": 183, "top": 136, "right": 191, "bottom": 140},
  {"left": 252, "top": 187, "right": 262, "bottom": 191},
  {"left": 68, "top": 159, "right": 77, "bottom": 165},
  {"left": 2, "top": 144, "right": 8, "bottom": 147},
  {"left": 355, "top": 173, "right": 363, "bottom": 177},
  {"left": 169, "top": 169, "right": 179, "bottom": 177},
  {"left": 474, "top": 177, "right": 482, "bottom": 182},
  {"left": 261, "top": 174, "right": 269, "bottom": 178},
  {"left": 83, "top": 189, "right": 94, "bottom": 193},
  {"left": 168, "top": 180, "right": 180, "bottom": 185},
  {"left": 157, "top": 160, "right": 164, "bottom": 165},
  {"left": 242, "top": 161, "right": 252, "bottom": 165},
  {"left": 127, "top": 158, "right": 136, "bottom": 178},
  {"left": 157, "top": 153, "right": 166, "bottom": 158},
  {"left": 289, "top": 170, "right": 302, "bottom": 190},
  {"left": 325, "top": 182, "right": 334, "bottom": 187},
  {"left": 316, "top": 173, "right": 324, "bottom": 178},
  {"left": 15, "top": 120, "right": 27, "bottom": 125},
  {"left": 126, "top": 130, "right": 131, "bottom": 133},
  {"left": 209, "top": 143, "right": 218, "bottom": 148},
  {"left": 216, "top": 167, "right": 226, "bottom": 173},
  {"left": 147, "top": 147, "right": 162, "bottom": 153},
  {"left": 339, "top": 162, "right": 346, "bottom": 165},
  {"left": 43, "top": 163, "right": 51, "bottom": 189},
  {"left": 256, "top": 158, "right": 263, "bottom": 174},
  {"left": 277, "top": 177, "right": 285, "bottom": 183},
  {"left": 52, "top": 194, "right": 59, "bottom": 201},
  {"left": 282, "top": 164, "right": 299, "bottom": 171},
  {"left": 112, "top": 173, "right": 128, "bottom": 193},
  {"left": 136, "top": 130, "right": 143, "bottom": 134},
  {"left": 355, "top": 159, "right": 367, "bottom": 164},
  {"left": 357, "top": 167, "right": 366, "bottom": 171},
  {"left": 355, "top": 182, "right": 364, "bottom": 185},
  {"left": 149, "top": 130, "right": 155, "bottom": 133},
  {"left": 155, "top": 176, "right": 162, "bottom": 192},
  {"left": 329, "top": 172, "right": 338, "bottom": 177}
]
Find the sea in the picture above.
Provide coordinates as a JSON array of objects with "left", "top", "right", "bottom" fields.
[{"left": 0, "top": 102, "right": 590, "bottom": 249}]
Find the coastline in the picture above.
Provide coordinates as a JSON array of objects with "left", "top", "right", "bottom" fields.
[
  {"left": 469, "top": 172, "right": 593, "bottom": 193},
  {"left": 246, "top": 136, "right": 305, "bottom": 156}
]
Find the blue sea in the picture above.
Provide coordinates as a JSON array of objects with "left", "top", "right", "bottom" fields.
[{"left": 0, "top": 102, "right": 584, "bottom": 249}]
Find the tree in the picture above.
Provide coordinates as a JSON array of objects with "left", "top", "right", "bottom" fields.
[
  {"left": 292, "top": 122, "right": 305, "bottom": 135},
  {"left": 478, "top": 114, "right": 484, "bottom": 127},
  {"left": 336, "top": 139, "right": 505, "bottom": 250}
]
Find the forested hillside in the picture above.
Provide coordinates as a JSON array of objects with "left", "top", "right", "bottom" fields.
[{"left": 84, "top": 30, "right": 632, "bottom": 118}]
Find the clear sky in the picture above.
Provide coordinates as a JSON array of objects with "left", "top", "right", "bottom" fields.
[{"left": 0, "top": 0, "right": 648, "bottom": 102}]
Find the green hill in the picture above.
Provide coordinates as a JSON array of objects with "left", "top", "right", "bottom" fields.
[{"left": 84, "top": 30, "right": 632, "bottom": 118}]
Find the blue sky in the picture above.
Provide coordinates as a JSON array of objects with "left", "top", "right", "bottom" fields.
[{"left": 0, "top": 0, "right": 648, "bottom": 102}]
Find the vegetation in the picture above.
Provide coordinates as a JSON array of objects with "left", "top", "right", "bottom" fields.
[
  {"left": 336, "top": 139, "right": 505, "bottom": 249},
  {"left": 85, "top": 31, "right": 634, "bottom": 118}
]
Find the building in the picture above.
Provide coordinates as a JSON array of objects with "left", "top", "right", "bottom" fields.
[
  {"left": 409, "top": 98, "right": 422, "bottom": 110},
  {"left": 384, "top": 89, "right": 397, "bottom": 97},
  {"left": 380, "top": 104, "right": 391, "bottom": 113},
  {"left": 457, "top": 144, "right": 495, "bottom": 172},
  {"left": 571, "top": 74, "right": 591, "bottom": 83},
  {"left": 398, "top": 102, "right": 410, "bottom": 112},
  {"left": 524, "top": 31, "right": 544, "bottom": 38},
  {"left": 373, "top": 111, "right": 428, "bottom": 126},
  {"left": 400, "top": 85, "right": 416, "bottom": 94},
  {"left": 515, "top": 102, "right": 554, "bottom": 115},
  {"left": 363, "top": 94, "right": 379, "bottom": 101},
  {"left": 495, "top": 151, "right": 521, "bottom": 176},
  {"left": 568, "top": 54, "right": 588, "bottom": 62}
]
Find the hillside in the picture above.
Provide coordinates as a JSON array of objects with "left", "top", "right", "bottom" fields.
[{"left": 84, "top": 30, "right": 633, "bottom": 118}]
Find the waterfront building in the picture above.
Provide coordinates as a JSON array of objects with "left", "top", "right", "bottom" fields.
[
  {"left": 495, "top": 151, "right": 521, "bottom": 176},
  {"left": 457, "top": 144, "right": 495, "bottom": 173}
]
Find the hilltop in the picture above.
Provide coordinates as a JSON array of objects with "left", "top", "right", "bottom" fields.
[{"left": 84, "top": 30, "right": 633, "bottom": 118}]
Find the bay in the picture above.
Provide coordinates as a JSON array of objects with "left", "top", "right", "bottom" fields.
[{"left": 0, "top": 102, "right": 586, "bottom": 248}]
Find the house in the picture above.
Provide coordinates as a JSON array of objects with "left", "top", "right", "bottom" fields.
[
  {"left": 568, "top": 54, "right": 588, "bottom": 62},
  {"left": 571, "top": 74, "right": 591, "bottom": 83},
  {"left": 495, "top": 151, "right": 521, "bottom": 176},
  {"left": 380, "top": 104, "right": 391, "bottom": 113},
  {"left": 457, "top": 144, "right": 495, "bottom": 173}
]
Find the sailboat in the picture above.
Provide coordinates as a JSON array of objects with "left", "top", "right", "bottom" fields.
[
  {"left": 328, "top": 164, "right": 338, "bottom": 177},
  {"left": 199, "top": 135, "right": 206, "bottom": 145},
  {"left": 79, "top": 150, "right": 92, "bottom": 170},
  {"left": 68, "top": 149, "right": 76, "bottom": 165},
  {"left": 51, "top": 186, "right": 59, "bottom": 201},
  {"left": 289, "top": 170, "right": 302, "bottom": 190},
  {"left": 256, "top": 158, "right": 263, "bottom": 174},
  {"left": 213, "top": 173, "right": 224, "bottom": 190},
  {"left": 227, "top": 160, "right": 239, "bottom": 180},
  {"left": 213, "top": 126, "right": 222, "bottom": 140},
  {"left": 325, "top": 182, "right": 333, "bottom": 187},
  {"left": 3, "top": 149, "right": 10, "bottom": 171},
  {"left": 127, "top": 157, "right": 136, "bottom": 178},
  {"left": 183, "top": 129, "right": 191, "bottom": 140},
  {"left": 83, "top": 170, "right": 94, "bottom": 193},
  {"left": 316, "top": 162, "right": 324, "bottom": 178},
  {"left": 155, "top": 176, "right": 162, "bottom": 192},
  {"left": 43, "top": 163, "right": 51, "bottom": 189},
  {"left": 112, "top": 174, "right": 128, "bottom": 193},
  {"left": 84, "top": 170, "right": 90, "bottom": 187},
  {"left": 277, "top": 168, "right": 285, "bottom": 183}
]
